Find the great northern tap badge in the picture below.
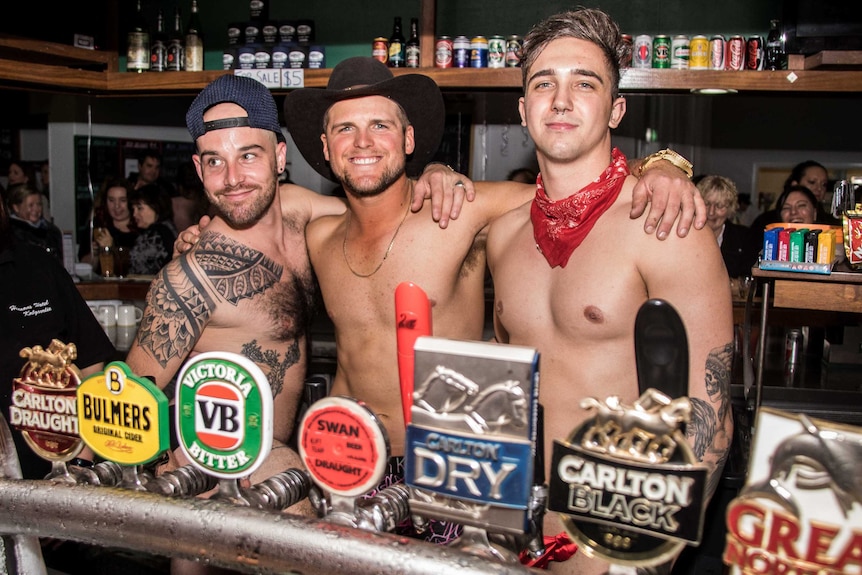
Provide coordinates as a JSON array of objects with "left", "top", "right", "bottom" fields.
[{"left": 549, "top": 388, "right": 708, "bottom": 566}]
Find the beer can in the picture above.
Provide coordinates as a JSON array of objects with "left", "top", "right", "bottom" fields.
[
  {"left": 633, "top": 34, "right": 652, "bottom": 69},
  {"left": 372, "top": 37, "right": 388, "bottom": 64},
  {"left": 505, "top": 35, "right": 522, "bottom": 67},
  {"left": 621, "top": 34, "right": 633, "bottom": 68},
  {"left": 488, "top": 35, "right": 505, "bottom": 68},
  {"left": 689, "top": 35, "right": 709, "bottom": 70},
  {"left": 652, "top": 35, "right": 670, "bottom": 68},
  {"left": 470, "top": 35, "right": 488, "bottom": 68},
  {"left": 454, "top": 35, "right": 470, "bottom": 68},
  {"left": 746, "top": 35, "right": 764, "bottom": 70},
  {"left": 435, "top": 36, "right": 453, "bottom": 68},
  {"left": 671, "top": 35, "right": 690, "bottom": 69},
  {"left": 727, "top": 35, "right": 746, "bottom": 70},
  {"left": 709, "top": 34, "right": 725, "bottom": 70}
]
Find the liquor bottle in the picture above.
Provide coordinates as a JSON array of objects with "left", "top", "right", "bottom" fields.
[
  {"left": 167, "top": 7, "right": 185, "bottom": 71},
  {"left": 184, "top": 0, "right": 204, "bottom": 72},
  {"left": 405, "top": 18, "right": 420, "bottom": 68},
  {"left": 127, "top": 0, "right": 150, "bottom": 72},
  {"left": 149, "top": 8, "right": 168, "bottom": 72},
  {"left": 765, "top": 19, "right": 786, "bottom": 71},
  {"left": 388, "top": 17, "right": 405, "bottom": 68}
]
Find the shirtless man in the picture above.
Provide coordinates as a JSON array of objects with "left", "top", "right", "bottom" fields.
[
  {"left": 282, "top": 57, "right": 704, "bottom": 459},
  {"left": 129, "top": 75, "right": 469, "bottom": 483},
  {"left": 486, "top": 9, "right": 733, "bottom": 574}
]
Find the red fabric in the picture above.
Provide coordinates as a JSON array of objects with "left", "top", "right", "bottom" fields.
[
  {"left": 519, "top": 532, "right": 579, "bottom": 569},
  {"left": 530, "top": 148, "right": 630, "bottom": 268}
]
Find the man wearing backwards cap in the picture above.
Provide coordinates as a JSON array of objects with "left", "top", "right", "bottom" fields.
[{"left": 281, "top": 57, "right": 701, "bottom": 464}]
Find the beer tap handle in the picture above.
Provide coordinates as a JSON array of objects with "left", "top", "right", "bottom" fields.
[
  {"left": 634, "top": 298, "right": 689, "bottom": 399},
  {"left": 395, "top": 282, "right": 432, "bottom": 426}
]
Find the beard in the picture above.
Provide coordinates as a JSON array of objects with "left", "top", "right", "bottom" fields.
[
  {"left": 334, "top": 158, "right": 407, "bottom": 199},
  {"left": 209, "top": 179, "right": 277, "bottom": 228}
]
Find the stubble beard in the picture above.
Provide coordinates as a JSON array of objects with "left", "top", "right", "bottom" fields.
[{"left": 211, "top": 179, "right": 277, "bottom": 228}]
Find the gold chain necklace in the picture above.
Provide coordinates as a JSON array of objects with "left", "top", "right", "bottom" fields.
[{"left": 342, "top": 196, "right": 411, "bottom": 278}]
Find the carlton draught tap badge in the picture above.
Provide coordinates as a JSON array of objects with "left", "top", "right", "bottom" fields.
[
  {"left": 723, "top": 408, "right": 862, "bottom": 575},
  {"left": 404, "top": 336, "right": 540, "bottom": 534},
  {"left": 549, "top": 388, "right": 708, "bottom": 567},
  {"left": 77, "top": 361, "right": 169, "bottom": 465},
  {"left": 9, "top": 339, "right": 84, "bottom": 461},
  {"left": 175, "top": 352, "right": 272, "bottom": 479}
]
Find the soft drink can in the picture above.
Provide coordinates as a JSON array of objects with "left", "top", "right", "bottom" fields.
[
  {"left": 372, "top": 37, "right": 388, "bottom": 64},
  {"left": 488, "top": 35, "right": 505, "bottom": 68},
  {"left": 709, "top": 34, "right": 726, "bottom": 70},
  {"left": 621, "top": 34, "right": 633, "bottom": 68},
  {"left": 633, "top": 34, "right": 652, "bottom": 68},
  {"left": 671, "top": 35, "right": 690, "bottom": 69},
  {"left": 505, "top": 35, "right": 522, "bottom": 67},
  {"left": 727, "top": 35, "right": 746, "bottom": 70},
  {"left": 435, "top": 36, "right": 453, "bottom": 68},
  {"left": 470, "top": 36, "right": 488, "bottom": 68},
  {"left": 689, "top": 35, "right": 709, "bottom": 70},
  {"left": 652, "top": 35, "right": 670, "bottom": 68},
  {"left": 454, "top": 35, "right": 470, "bottom": 68},
  {"left": 746, "top": 35, "right": 764, "bottom": 70}
]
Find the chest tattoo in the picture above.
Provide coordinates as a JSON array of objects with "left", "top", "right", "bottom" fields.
[
  {"left": 194, "top": 232, "right": 283, "bottom": 305},
  {"left": 241, "top": 338, "right": 301, "bottom": 398}
]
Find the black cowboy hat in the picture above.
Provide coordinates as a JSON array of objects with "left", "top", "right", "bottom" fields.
[{"left": 284, "top": 57, "right": 444, "bottom": 181}]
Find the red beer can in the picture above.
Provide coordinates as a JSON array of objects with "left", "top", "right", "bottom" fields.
[
  {"left": 372, "top": 37, "right": 388, "bottom": 64},
  {"left": 435, "top": 36, "right": 453, "bottom": 68},
  {"left": 727, "top": 35, "right": 745, "bottom": 71},
  {"left": 709, "top": 35, "right": 725, "bottom": 70},
  {"left": 746, "top": 35, "right": 764, "bottom": 70}
]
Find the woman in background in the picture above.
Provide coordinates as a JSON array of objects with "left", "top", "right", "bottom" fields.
[
  {"left": 6, "top": 184, "right": 63, "bottom": 260},
  {"left": 696, "top": 175, "right": 758, "bottom": 279},
  {"left": 127, "top": 183, "right": 177, "bottom": 275},
  {"left": 82, "top": 177, "right": 139, "bottom": 265}
]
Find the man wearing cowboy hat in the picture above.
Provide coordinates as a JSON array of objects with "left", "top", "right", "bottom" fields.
[{"left": 282, "top": 57, "right": 701, "bottom": 465}]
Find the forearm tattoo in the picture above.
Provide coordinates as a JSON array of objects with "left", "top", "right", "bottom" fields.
[
  {"left": 241, "top": 338, "right": 301, "bottom": 398},
  {"left": 137, "top": 258, "right": 215, "bottom": 367},
  {"left": 194, "top": 232, "right": 283, "bottom": 305},
  {"left": 687, "top": 342, "right": 733, "bottom": 497}
]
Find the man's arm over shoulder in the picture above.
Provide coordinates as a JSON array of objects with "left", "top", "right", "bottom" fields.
[
  {"left": 125, "top": 252, "right": 214, "bottom": 389},
  {"left": 278, "top": 182, "right": 346, "bottom": 224},
  {"left": 638, "top": 226, "right": 734, "bottom": 500}
]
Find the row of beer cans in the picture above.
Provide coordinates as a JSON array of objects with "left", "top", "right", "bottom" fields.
[{"left": 624, "top": 34, "right": 766, "bottom": 71}]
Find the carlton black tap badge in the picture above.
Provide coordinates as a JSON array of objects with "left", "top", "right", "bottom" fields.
[
  {"left": 723, "top": 407, "right": 862, "bottom": 575},
  {"left": 9, "top": 339, "right": 85, "bottom": 461},
  {"left": 404, "top": 336, "right": 540, "bottom": 534},
  {"left": 549, "top": 389, "right": 708, "bottom": 567}
]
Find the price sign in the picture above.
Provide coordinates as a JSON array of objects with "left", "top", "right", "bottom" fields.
[
  {"left": 281, "top": 69, "right": 305, "bottom": 89},
  {"left": 233, "top": 68, "right": 304, "bottom": 89}
]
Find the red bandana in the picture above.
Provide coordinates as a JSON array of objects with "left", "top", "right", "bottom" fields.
[{"left": 531, "top": 148, "right": 630, "bottom": 268}]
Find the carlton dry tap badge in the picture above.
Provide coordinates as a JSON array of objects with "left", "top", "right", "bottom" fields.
[
  {"left": 175, "top": 352, "right": 273, "bottom": 479},
  {"left": 10, "top": 339, "right": 85, "bottom": 461},
  {"left": 404, "top": 336, "right": 540, "bottom": 534},
  {"left": 77, "top": 361, "right": 169, "bottom": 466},
  {"left": 723, "top": 408, "right": 862, "bottom": 575},
  {"left": 549, "top": 389, "right": 708, "bottom": 567}
]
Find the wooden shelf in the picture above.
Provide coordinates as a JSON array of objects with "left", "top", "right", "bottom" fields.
[{"left": 3, "top": 34, "right": 862, "bottom": 95}]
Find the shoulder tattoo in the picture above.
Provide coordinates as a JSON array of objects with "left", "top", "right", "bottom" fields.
[
  {"left": 136, "top": 259, "right": 215, "bottom": 367},
  {"left": 194, "top": 232, "right": 283, "bottom": 305}
]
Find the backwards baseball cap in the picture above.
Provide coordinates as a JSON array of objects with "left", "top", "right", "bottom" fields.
[{"left": 186, "top": 74, "right": 286, "bottom": 143}]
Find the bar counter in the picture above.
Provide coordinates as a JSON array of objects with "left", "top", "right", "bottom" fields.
[{"left": 75, "top": 277, "right": 152, "bottom": 301}]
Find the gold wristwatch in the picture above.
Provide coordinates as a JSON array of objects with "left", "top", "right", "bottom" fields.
[{"left": 638, "top": 149, "right": 693, "bottom": 179}]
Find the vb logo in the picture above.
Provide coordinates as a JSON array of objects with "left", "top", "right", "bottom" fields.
[{"left": 195, "top": 382, "right": 244, "bottom": 450}]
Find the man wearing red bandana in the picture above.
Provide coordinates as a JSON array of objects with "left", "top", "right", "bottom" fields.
[{"left": 488, "top": 9, "right": 734, "bottom": 574}]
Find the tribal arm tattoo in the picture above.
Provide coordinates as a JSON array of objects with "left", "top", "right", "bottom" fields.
[
  {"left": 193, "top": 232, "right": 282, "bottom": 305},
  {"left": 687, "top": 342, "right": 734, "bottom": 500}
]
